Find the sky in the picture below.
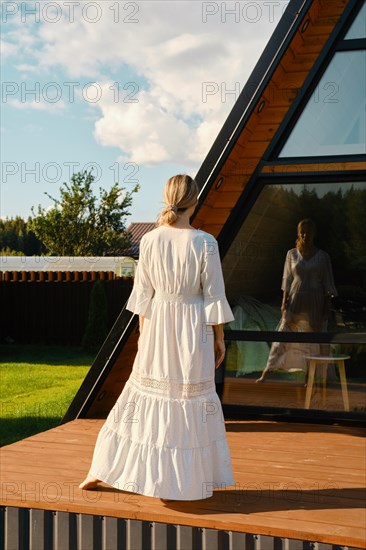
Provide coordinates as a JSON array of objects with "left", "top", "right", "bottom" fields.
[{"left": 1, "top": 0, "right": 289, "bottom": 226}]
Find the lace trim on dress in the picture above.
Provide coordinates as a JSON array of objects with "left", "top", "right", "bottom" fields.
[
  {"left": 129, "top": 372, "right": 215, "bottom": 398},
  {"left": 153, "top": 289, "right": 203, "bottom": 304}
]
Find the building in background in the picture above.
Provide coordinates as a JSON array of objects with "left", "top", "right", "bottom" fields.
[{"left": 67, "top": 0, "right": 366, "bottom": 425}]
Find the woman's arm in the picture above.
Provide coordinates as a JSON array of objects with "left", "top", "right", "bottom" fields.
[
  {"left": 281, "top": 290, "right": 288, "bottom": 315},
  {"left": 213, "top": 324, "right": 225, "bottom": 369},
  {"left": 139, "top": 315, "right": 145, "bottom": 335}
]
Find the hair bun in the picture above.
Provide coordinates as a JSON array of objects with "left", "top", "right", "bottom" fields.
[{"left": 157, "top": 174, "right": 198, "bottom": 227}]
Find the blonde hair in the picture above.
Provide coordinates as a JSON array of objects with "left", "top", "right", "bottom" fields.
[
  {"left": 157, "top": 174, "right": 199, "bottom": 226},
  {"left": 296, "top": 218, "right": 317, "bottom": 253}
]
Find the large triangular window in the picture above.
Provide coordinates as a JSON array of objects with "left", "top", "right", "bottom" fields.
[{"left": 279, "top": 2, "right": 366, "bottom": 158}]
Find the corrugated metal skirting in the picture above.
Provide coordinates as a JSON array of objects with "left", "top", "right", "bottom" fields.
[{"left": 0, "top": 507, "right": 362, "bottom": 550}]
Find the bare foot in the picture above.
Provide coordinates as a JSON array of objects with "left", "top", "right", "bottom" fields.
[{"left": 79, "top": 475, "right": 101, "bottom": 490}]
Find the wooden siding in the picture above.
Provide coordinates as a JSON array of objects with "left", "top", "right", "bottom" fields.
[
  {"left": 261, "top": 161, "right": 366, "bottom": 174},
  {"left": 193, "top": 0, "right": 350, "bottom": 237}
]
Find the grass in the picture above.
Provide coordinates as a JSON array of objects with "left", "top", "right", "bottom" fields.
[{"left": 0, "top": 345, "right": 95, "bottom": 446}]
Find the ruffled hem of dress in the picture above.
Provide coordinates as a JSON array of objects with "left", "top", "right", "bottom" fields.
[
  {"left": 204, "top": 296, "right": 235, "bottom": 325},
  {"left": 89, "top": 424, "right": 235, "bottom": 500},
  {"left": 125, "top": 286, "right": 154, "bottom": 316},
  {"left": 106, "top": 378, "right": 228, "bottom": 448}
]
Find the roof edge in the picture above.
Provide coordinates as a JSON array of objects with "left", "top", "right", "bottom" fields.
[{"left": 194, "top": 0, "right": 309, "bottom": 200}]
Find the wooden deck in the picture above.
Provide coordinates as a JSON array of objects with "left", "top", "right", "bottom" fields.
[{"left": 1, "top": 419, "right": 365, "bottom": 548}]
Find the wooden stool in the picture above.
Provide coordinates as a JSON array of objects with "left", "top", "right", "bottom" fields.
[{"left": 304, "top": 355, "right": 350, "bottom": 411}]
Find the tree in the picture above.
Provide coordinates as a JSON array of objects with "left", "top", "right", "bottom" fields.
[
  {"left": 28, "top": 170, "right": 139, "bottom": 256},
  {"left": 343, "top": 186, "right": 366, "bottom": 276},
  {"left": 0, "top": 216, "right": 44, "bottom": 255}
]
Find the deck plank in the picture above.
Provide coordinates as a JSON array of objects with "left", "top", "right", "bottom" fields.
[{"left": 1, "top": 419, "right": 365, "bottom": 548}]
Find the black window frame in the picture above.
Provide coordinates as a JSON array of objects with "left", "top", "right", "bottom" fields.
[
  {"left": 219, "top": 171, "right": 366, "bottom": 425},
  {"left": 265, "top": 0, "right": 366, "bottom": 162}
]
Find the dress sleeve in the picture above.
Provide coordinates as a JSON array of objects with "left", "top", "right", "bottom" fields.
[
  {"left": 322, "top": 251, "right": 338, "bottom": 297},
  {"left": 125, "top": 236, "right": 155, "bottom": 317},
  {"left": 200, "top": 236, "right": 235, "bottom": 325},
  {"left": 281, "top": 250, "right": 293, "bottom": 292}
]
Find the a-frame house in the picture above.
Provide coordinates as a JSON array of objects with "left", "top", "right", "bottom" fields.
[
  {"left": 1, "top": 1, "right": 365, "bottom": 548},
  {"left": 63, "top": 0, "right": 366, "bottom": 425}
]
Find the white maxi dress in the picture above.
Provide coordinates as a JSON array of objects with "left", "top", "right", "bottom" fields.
[{"left": 88, "top": 225, "right": 235, "bottom": 500}]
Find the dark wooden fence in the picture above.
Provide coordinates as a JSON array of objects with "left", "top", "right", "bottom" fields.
[{"left": 0, "top": 273, "right": 133, "bottom": 346}]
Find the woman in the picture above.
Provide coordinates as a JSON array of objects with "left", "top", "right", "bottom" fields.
[
  {"left": 256, "top": 218, "right": 337, "bottom": 383},
  {"left": 79, "top": 174, "right": 235, "bottom": 500}
]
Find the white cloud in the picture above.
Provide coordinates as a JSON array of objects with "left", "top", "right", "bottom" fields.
[
  {"left": 15, "top": 63, "right": 40, "bottom": 73},
  {"left": 93, "top": 86, "right": 194, "bottom": 166},
  {"left": 90, "top": 29, "right": 266, "bottom": 165},
  {"left": 3, "top": 26, "right": 39, "bottom": 58},
  {"left": 2, "top": 1, "right": 286, "bottom": 165},
  {"left": 7, "top": 98, "right": 67, "bottom": 113},
  {"left": 1, "top": 40, "right": 18, "bottom": 60}
]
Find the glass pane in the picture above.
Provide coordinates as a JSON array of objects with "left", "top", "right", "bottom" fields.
[
  {"left": 223, "top": 342, "right": 366, "bottom": 412},
  {"left": 279, "top": 51, "right": 366, "bottom": 157},
  {"left": 345, "top": 2, "right": 366, "bottom": 39},
  {"left": 222, "top": 182, "right": 366, "bottom": 413}
]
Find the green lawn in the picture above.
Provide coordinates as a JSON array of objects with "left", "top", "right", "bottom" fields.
[{"left": 0, "top": 345, "right": 95, "bottom": 446}]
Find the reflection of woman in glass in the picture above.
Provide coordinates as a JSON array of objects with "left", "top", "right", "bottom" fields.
[{"left": 256, "top": 219, "right": 337, "bottom": 383}]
